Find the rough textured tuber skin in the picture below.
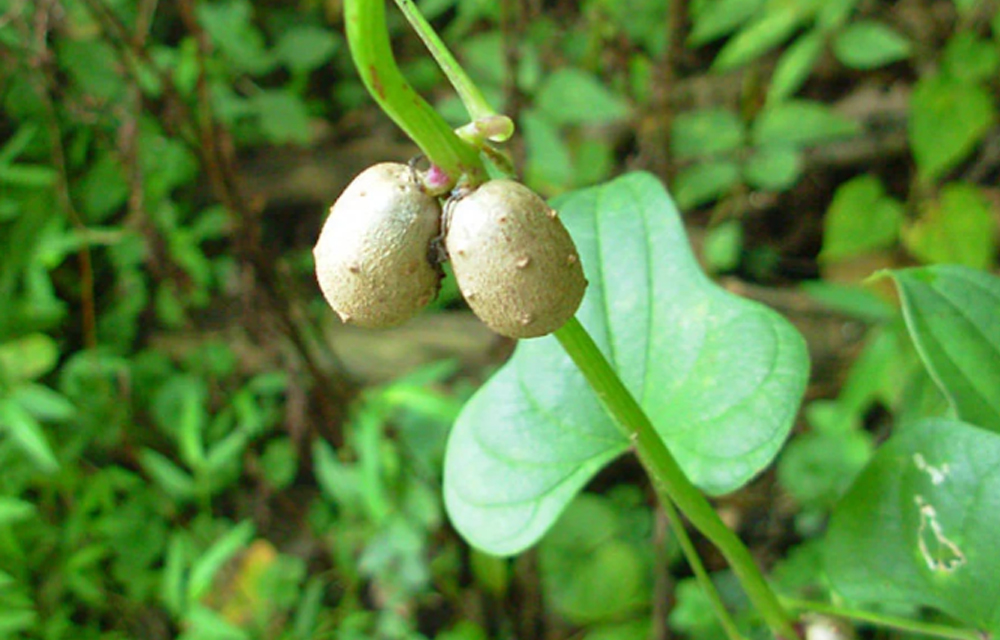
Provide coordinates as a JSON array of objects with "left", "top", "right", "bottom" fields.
[
  {"left": 314, "top": 163, "right": 442, "bottom": 328},
  {"left": 446, "top": 179, "right": 586, "bottom": 338}
]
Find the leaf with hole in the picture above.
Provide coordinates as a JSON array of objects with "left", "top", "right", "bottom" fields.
[
  {"left": 825, "top": 418, "right": 1000, "bottom": 633},
  {"left": 443, "top": 172, "right": 809, "bottom": 555}
]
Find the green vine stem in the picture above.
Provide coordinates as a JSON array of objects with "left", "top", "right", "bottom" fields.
[
  {"left": 781, "top": 598, "right": 983, "bottom": 640},
  {"left": 391, "top": 0, "right": 502, "bottom": 127},
  {"left": 657, "top": 488, "right": 746, "bottom": 640},
  {"left": 555, "top": 317, "right": 800, "bottom": 640},
  {"left": 344, "top": 2, "right": 794, "bottom": 636},
  {"left": 344, "top": 0, "right": 485, "bottom": 186}
]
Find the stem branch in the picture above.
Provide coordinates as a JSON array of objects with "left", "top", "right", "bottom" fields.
[
  {"left": 554, "top": 317, "right": 799, "bottom": 640},
  {"left": 658, "top": 490, "right": 746, "bottom": 640}
]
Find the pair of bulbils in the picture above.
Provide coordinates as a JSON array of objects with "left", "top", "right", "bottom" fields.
[{"left": 313, "top": 163, "right": 587, "bottom": 339}]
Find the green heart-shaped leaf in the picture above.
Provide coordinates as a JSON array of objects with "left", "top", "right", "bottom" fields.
[
  {"left": 889, "top": 265, "right": 1000, "bottom": 433},
  {"left": 443, "top": 172, "right": 808, "bottom": 555},
  {"left": 825, "top": 418, "right": 1000, "bottom": 633}
]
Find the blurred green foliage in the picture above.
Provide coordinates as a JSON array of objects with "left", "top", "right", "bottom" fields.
[{"left": 0, "top": 0, "right": 998, "bottom": 638}]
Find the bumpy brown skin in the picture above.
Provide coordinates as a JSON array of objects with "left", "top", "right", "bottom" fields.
[
  {"left": 313, "top": 163, "right": 442, "bottom": 328},
  {"left": 446, "top": 180, "right": 587, "bottom": 339}
]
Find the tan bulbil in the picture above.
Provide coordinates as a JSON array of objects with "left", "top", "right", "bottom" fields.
[
  {"left": 445, "top": 180, "right": 586, "bottom": 338},
  {"left": 314, "top": 163, "right": 442, "bottom": 328}
]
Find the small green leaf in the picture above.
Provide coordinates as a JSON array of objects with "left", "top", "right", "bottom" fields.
[
  {"left": 313, "top": 440, "right": 362, "bottom": 513},
  {"left": 58, "top": 38, "right": 125, "bottom": 100},
  {"left": 743, "top": 145, "right": 803, "bottom": 190},
  {"left": 910, "top": 75, "right": 995, "bottom": 181},
  {"left": 902, "top": 183, "right": 996, "bottom": 269},
  {"left": 274, "top": 25, "right": 339, "bottom": 74},
  {"left": 800, "top": 281, "right": 895, "bottom": 323},
  {"left": 0, "top": 398, "right": 59, "bottom": 473},
  {"left": 10, "top": 383, "right": 76, "bottom": 423},
  {"left": 0, "top": 164, "right": 56, "bottom": 188},
  {"left": 444, "top": 173, "right": 808, "bottom": 555},
  {"left": 260, "top": 438, "right": 297, "bottom": 489},
  {"left": 0, "top": 124, "right": 40, "bottom": 167},
  {"left": 76, "top": 152, "right": 128, "bottom": 222},
  {"left": 161, "top": 534, "right": 189, "bottom": 615},
  {"left": 713, "top": 5, "right": 802, "bottom": 71},
  {"left": 673, "top": 161, "right": 741, "bottom": 209},
  {"left": 942, "top": 32, "right": 1000, "bottom": 82},
  {"left": 188, "top": 521, "right": 255, "bottom": 601},
  {"left": 777, "top": 407, "right": 873, "bottom": 510},
  {"left": 573, "top": 138, "right": 615, "bottom": 188},
  {"left": 833, "top": 21, "right": 911, "bottom": 70},
  {"left": 669, "top": 577, "right": 728, "bottom": 639},
  {"left": 184, "top": 604, "right": 250, "bottom": 640},
  {"left": 888, "top": 265, "right": 1000, "bottom": 433},
  {"left": 0, "top": 497, "right": 36, "bottom": 525},
  {"left": 671, "top": 109, "right": 744, "bottom": 160},
  {"left": 0, "top": 333, "right": 59, "bottom": 383},
  {"left": 0, "top": 609, "right": 36, "bottom": 636},
  {"left": 540, "top": 494, "right": 649, "bottom": 623},
  {"left": 197, "top": 0, "right": 274, "bottom": 75},
  {"left": 703, "top": 220, "right": 744, "bottom": 272},
  {"left": 522, "top": 110, "right": 573, "bottom": 194},
  {"left": 768, "top": 30, "right": 824, "bottom": 103},
  {"left": 542, "top": 538, "right": 647, "bottom": 623},
  {"left": 752, "top": 100, "right": 860, "bottom": 147},
  {"left": 826, "top": 418, "right": 1000, "bottom": 632},
  {"left": 141, "top": 449, "right": 196, "bottom": 500},
  {"left": 252, "top": 91, "right": 312, "bottom": 145},
  {"left": 821, "top": 175, "right": 904, "bottom": 262},
  {"left": 689, "top": 0, "right": 765, "bottom": 45},
  {"left": 534, "top": 69, "right": 630, "bottom": 126}
]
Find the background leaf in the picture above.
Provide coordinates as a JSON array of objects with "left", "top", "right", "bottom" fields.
[
  {"left": 902, "top": 183, "right": 996, "bottom": 269},
  {"left": 889, "top": 266, "right": 1000, "bottom": 433},
  {"left": 910, "top": 75, "right": 995, "bottom": 181},
  {"left": 825, "top": 418, "right": 1000, "bottom": 632},
  {"left": 768, "top": 30, "right": 824, "bottom": 103},
  {"left": 833, "top": 21, "right": 911, "bottom": 70},
  {"left": 673, "top": 161, "right": 741, "bottom": 209},
  {"left": 444, "top": 172, "right": 809, "bottom": 555},
  {"left": 671, "top": 109, "right": 745, "bottom": 159},
  {"left": 534, "top": 69, "right": 631, "bottom": 126},
  {"left": 712, "top": 6, "right": 801, "bottom": 71},
  {"left": 821, "top": 175, "right": 903, "bottom": 262},
  {"left": 752, "top": 101, "right": 860, "bottom": 147}
]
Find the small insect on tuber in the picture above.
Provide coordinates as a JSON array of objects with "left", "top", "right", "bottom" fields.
[
  {"left": 445, "top": 179, "right": 586, "bottom": 338},
  {"left": 314, "top": 162, "right": 443, "bottom": 328}
]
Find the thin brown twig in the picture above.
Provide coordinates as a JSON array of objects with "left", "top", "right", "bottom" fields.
[
  {"left": 651, "top": 505, "right": 674, "bottom": 640},
  {"left": 77, "top": 0, "right": 356, "bottom": 435},
  {"left": 176, "top": 0, "right": 355, "bottom": 434},
  {"left": 28, "top": 0, "right": 98, "bottom": 349}
]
